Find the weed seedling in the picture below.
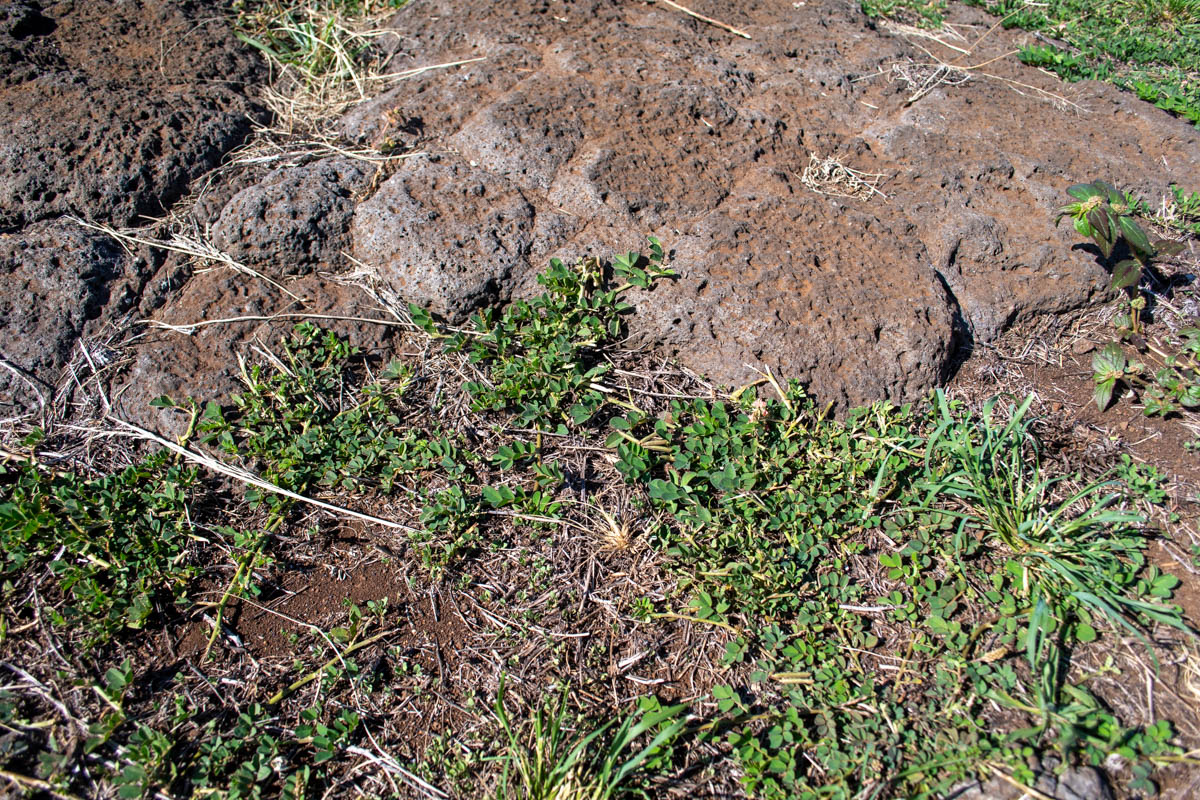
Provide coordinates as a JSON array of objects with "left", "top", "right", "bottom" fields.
[
  {"left": 432, "top": 240, "right": 674, "bottom": 431},
  {"left": 1057, "top": 180, "right": 1199, "bottom": 414}
]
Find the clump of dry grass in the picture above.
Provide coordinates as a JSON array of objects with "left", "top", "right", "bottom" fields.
[
  {"left": 798, "top": 152, "right": 888, "bottom": 200},
  {"left": 235, "top": 0, "right": 484, "bottom": 135},
  {"left": 889, "top": 57, "right": 971, "bottom": 104}
]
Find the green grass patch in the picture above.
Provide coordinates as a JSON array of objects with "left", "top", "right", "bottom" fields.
[
  {"left": 232, "top": 0, "right": 407, "bottom": 83},
  {"left": 492, "top": 677, "right": 687, "bottom": 800}
]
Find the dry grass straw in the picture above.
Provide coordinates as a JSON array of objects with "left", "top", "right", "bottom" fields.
[
  {"left": 329, "top": 252, "right": 412, "bottom": 321},
  {"left": 0, "top": 322, "right": 136, "bottom": 443},
  {"left": 799, "top": 152, "right": 888, "bottom": 200},
  {"left": 243, "top": 0, "right": 400, "bottom": 126},
  {"left": 877, "top": 11, "right": 1087, "bottom": 112},
  {"left": 890, "top": 57, "right": 972, "bottom": 104},
  {"left": 70, "top": 216, "right": 305, "bottom": 303},
  {"left": 652, "top": 0, "right": 752, "bottom": 39},
  {"left": 263, "top": 56, "right": 485, "bottom": 135},
  {"left": 228, "top": 128, "right": 429, "bottom": 169},
  {"left": 880, "top": 18, "right": 971, "bottom": 53},
  {"left": 1153, "top": 194, "right": 1200, "bottom": 244},
  {"left": 240, "top": 0, "right": 484, "bottom": 134},
  {"left": 592, "top": 502, "right": 636, "bottom": 552},
  {"left": 98, "top": 415, "right": 419, "bottom": 533}
]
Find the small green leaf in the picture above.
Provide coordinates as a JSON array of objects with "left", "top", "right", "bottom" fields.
[
  {"left": 1094, "top": 376, "right": 1117, "bottom": 411},
  {"left": 407, "top": 303, "right": 437, "bottom": 334},
  {"left": 1092, "top": 342, "right": 1126, "bottom": 377},
  {"left": 105, "top": 666, "right": 129, "bottom": 692},
  {"left": 1095, "top": 180, "right": 1123, "bottom": 205},
  {"left": 1155, "top": 238, "right": 1185, "bottom": 257},
  {"left": 1066, "top": 183, "right": 1100, "bottom": 201}
]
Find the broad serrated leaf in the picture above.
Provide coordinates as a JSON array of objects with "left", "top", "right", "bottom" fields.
[
  {"left": 1118, "top": 215, "right": 1154, "bottom": 256},
  {"left": 1111, "top": 258, "right": 1142, "bottom": 290},
  {"left": 1066, "top": 183, "right": 1100, "bottom": 200},
  {"left": 1092, "top": 342, "right": 1127, "bottom": 376}
]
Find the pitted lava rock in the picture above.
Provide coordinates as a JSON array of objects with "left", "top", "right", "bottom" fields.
[
  {"left": 212, "top": 157, "right": 371, "bottom": 274},
  {"left": 333, "top": 0, "right": 1199, "bottom": 406},
  {"left": 0, "top": 219, "right": 130, "bottom": 409},
  {"left": 0, "top": 0, "right": 264, "bottom": 411},
  {"left": 352, "top": 157, "right": 535, "bottom": 320},
  {"left": 8, "top": 0, "right": 1200, "bottom": 418},
  {"left": 0, "top": 0, "right": 265, "bottom": 231}
]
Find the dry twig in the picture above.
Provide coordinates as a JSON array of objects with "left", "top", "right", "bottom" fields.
[
  {"left": 653, "top": 0, "right": 751, "bottom": 39},
  {"left": 70, "top": 217, "right": 305, "bottom": 303}
]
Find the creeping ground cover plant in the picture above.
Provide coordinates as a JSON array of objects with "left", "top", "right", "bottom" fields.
[{"left": 1, "top": 239, "right": 1195, "bottom": 798}]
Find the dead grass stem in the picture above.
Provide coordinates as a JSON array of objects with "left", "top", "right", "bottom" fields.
[
  {"left": 98, "top": 415, "right": 420, "bottom": 533},
  {"left": 799, "top": 152, "right": 888, "bottom": 200},
  {"left": 652, "top": 0, "right": 752, "bottom": 39},
  {"left": 70, "top": 217, "right": 305, "bottom": 303}
]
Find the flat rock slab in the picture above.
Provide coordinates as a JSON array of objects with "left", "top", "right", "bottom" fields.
[{"left": 338, "top": 0, "right": 1200, "bottom": 406}]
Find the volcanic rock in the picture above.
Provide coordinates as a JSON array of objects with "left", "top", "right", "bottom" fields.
[
  {"left": 0, "top": 219, "right": 130, "bottom": 411},
  {"left": 0, "top": 0, "right": 265, "bottom": 411},
  {"left": 335, "top": 0, "right": 1200, "bottom": 406},
  {"left": 352, "top": 157, "right": 535, "bottom": 320},
  {"left": 212, "top": 157, "right": 371, "bottom": 274}
]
